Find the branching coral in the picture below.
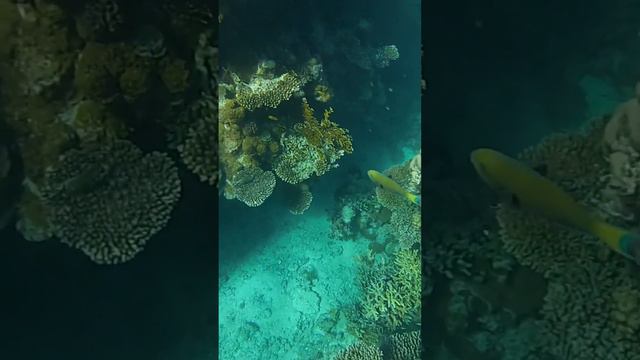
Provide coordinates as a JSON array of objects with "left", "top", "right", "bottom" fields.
[
  {"left": 40, "top": 140, "right": 181, "bottom": 264},
  {"left": 354, "top": 249, "right": 421, "bottom": 340},
  {"left": 274, "top": 99, "right": 353, "bottom": 184}
]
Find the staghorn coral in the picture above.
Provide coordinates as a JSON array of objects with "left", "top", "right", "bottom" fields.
[
  {"left": 353, "top": 249, "right": 421, "bottom": 339},
  {"left": 334, "top": 343, "right": 383, "bottom": 360},
  {"left": 496, "top": 120, "right": 611, "bottom": 277},
  {"left": 234, "top": 71, "right": 302, "bottom": 111},
  {"left": 226, "top": 166, "right": 276, "bottom": 207},
  {"left": 274, "top": 99, "right": 353, "bottom": 184},
  {"left": 40, "top": 140, "right": 181, "bottom": 264},
  {"left": 298, "top": 97, "right": 353, "bottom": 154},
  {"left": 386, "top": 330, "right": 422, "bottom": 360}
]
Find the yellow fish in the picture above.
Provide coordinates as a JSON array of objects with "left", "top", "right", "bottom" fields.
[
  {"left": 470, "top": 148, "right": 640, "bottom": 263},
  {"left": 367, "top": 170, "right": 421, "bottom": 205}
]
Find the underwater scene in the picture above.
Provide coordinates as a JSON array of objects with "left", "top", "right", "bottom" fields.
[
  {"left": 425, "top": 0, "right": 640, "bottom": 359},
  {"left": 217, "top": 0, "right": 421, "bottom": 359},
  {"left": 0, "top": 0, "right": 217, "bottom": 359}
]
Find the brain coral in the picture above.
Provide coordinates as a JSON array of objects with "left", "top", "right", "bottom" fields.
[
  {"left": 387, "top": 330, "right": 422, "bottom": 360},
  {"left": 40, "top": 140, "right": 181, "bottom": 264},
  {"left": 334, "top": 343, "right": 383, "bottom": 360}
]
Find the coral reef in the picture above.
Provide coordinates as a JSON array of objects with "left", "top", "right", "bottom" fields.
[
  {"left": 274, "top": 98, "right": 353, "bottom": 184},
  {"left": 40, "top": 140, "right": 181, "bottom": 264},
  {"left": 374, "top": 158, "right": 421, "bottom": 249},
  {"left": 0, "top": 0, "right": 215, "bottom": 264}
]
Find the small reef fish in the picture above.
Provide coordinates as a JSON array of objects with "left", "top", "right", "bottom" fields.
[
  {"left": 470, "top": 148, "right": 640, "bottom": 264},
  {"left": 367, "top": 170, "right": 421, "bottom": 205},
  {"left": 267, "top": 115, "right": 279, "bottom": 121}
]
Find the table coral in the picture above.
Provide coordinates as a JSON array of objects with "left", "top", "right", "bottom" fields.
[
  {"left": 234, "top": 71, "right": 302, "bottom": 111},
  {"left": 227, "top": 166, "right": 276, "bottom": 207},
  {"left": 40, "top": 140, "right": 181, "bottom": 264}
]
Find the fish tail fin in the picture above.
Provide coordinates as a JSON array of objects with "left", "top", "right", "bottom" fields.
[
  {"left": 591, "top": 221, "right": 637, "bottom": 261},
  {"left": 407, "top": 193, "right": 421, "bottom": 206}
]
